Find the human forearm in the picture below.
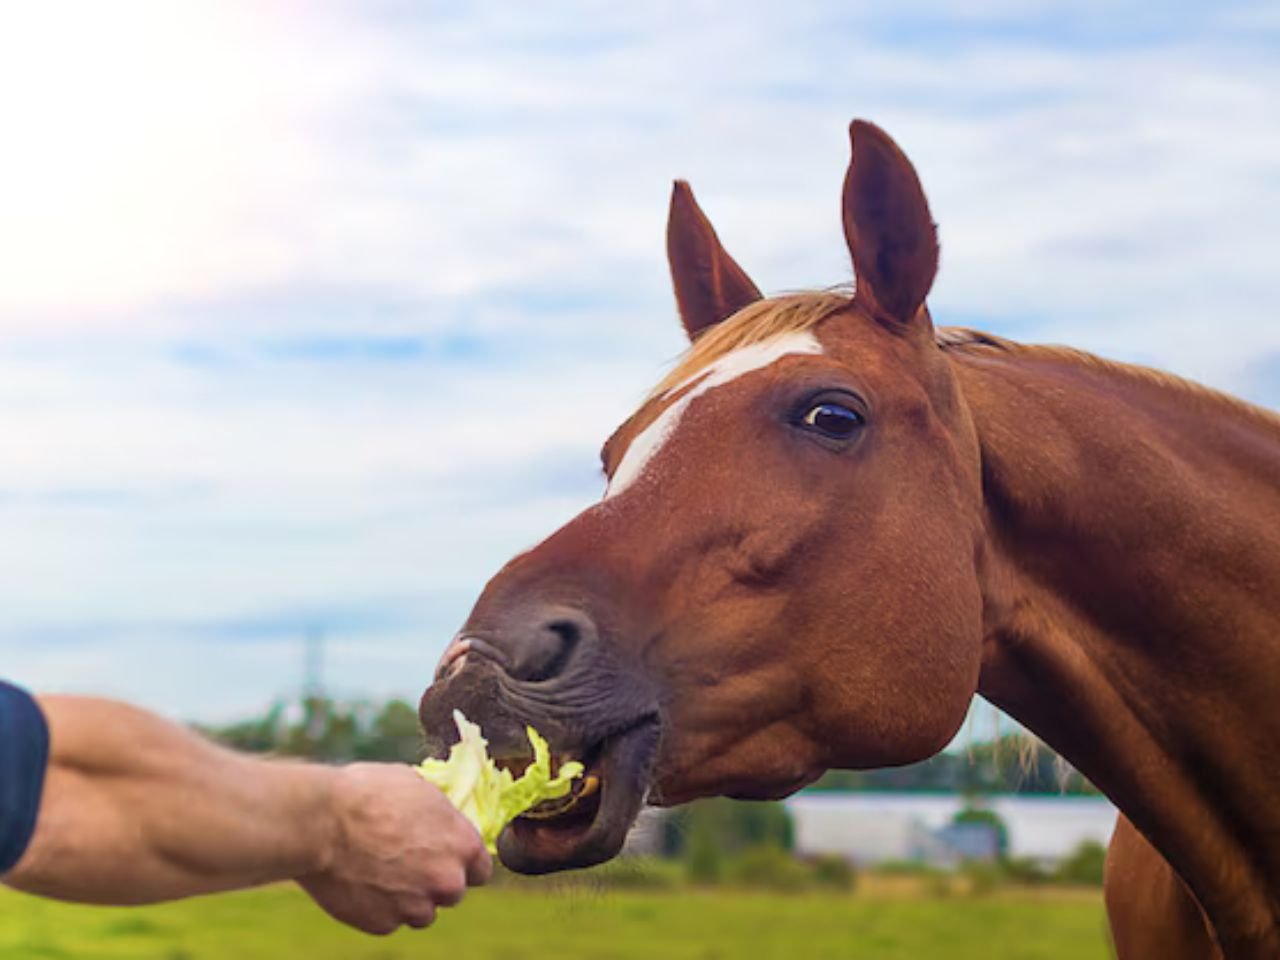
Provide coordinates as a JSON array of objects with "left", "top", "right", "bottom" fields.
[
  {"left": 2, "top": 693, "right": 491, "bottom": 933},
  {"left": 6, "top": 695, "right": 339, "bottom": 903}
]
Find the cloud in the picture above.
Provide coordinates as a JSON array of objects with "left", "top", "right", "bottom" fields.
[
  {"left": 6, "top": 3, "right": 1277, "bottom": 376},
  {"left": 0, "top": 4, "right": 359, "bottom": 315},
  {"left": 0, "top": 1, "right": 1275, "bottom": 719}
]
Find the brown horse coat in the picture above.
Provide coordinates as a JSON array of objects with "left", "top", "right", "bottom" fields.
[{"left": 419, "top": 121, "right": 1280, "bottom": 958}]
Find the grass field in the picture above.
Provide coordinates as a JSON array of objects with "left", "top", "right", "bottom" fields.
[{"left": 0, "top": 881, "right": 1111, "bottom": 960}]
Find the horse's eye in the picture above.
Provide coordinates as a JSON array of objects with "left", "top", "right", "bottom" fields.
[{"left": 800, "top": 401, "right": 863, "bottom": 440}]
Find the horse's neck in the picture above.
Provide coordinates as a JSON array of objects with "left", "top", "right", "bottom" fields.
[{"left": 951, "top": 344, "right": 1280, "bottom": 956}]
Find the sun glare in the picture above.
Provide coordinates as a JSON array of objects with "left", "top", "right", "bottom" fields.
[{"left": 0, "top": 1, "right": 300, "bottom": 317}]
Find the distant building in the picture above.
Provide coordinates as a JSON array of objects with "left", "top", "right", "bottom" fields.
[
  {"left": 783, "top": 792, "right": 1117, "bottom": 867},
  {"left": 934, "top": 822, "right": 1002, "bottom": 862},
  {"left": 787, "top": 806, "right": 961, "bottom": 868}
]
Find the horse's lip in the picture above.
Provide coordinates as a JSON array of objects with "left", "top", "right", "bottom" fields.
[
  {"left": 435, "top": 635, "right": 509, "bottom": 682},
  {"left": 497, "top": 715, "right": 660, "bottom": 874}
]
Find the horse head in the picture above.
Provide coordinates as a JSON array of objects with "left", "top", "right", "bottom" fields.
[{"left": 419, "top": 121, "right": 988, "bottom": 874}]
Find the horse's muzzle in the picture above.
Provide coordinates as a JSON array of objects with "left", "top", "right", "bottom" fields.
[{"left": 418, "top": 612, "right": 662, "bottom": 873}]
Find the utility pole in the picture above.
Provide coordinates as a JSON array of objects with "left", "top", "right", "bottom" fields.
[
  {"left": 304, "top": 626, "right": 325, "bottom": 701},
  {"left": 304, "top": 627, "right": 328, "bottom": 744}
]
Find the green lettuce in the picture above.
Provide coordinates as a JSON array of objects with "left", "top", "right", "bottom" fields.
[{"left": 415, "top": 710, "right": 584, "bottom": 852}]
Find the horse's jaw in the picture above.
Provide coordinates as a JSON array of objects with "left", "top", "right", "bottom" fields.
[{"left": 498, "top": 717, "right": 660, "bottom": 874}]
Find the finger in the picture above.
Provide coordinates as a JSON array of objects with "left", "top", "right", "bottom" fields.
[
  {"left": 465, "top": 843, "right": 494, "bottom": 886},
  {"left": 402, "top": 900, "right": 437, "bottom": 930},
  {"left": 433, "top": 869, "right": 467, "bottom": 908}
]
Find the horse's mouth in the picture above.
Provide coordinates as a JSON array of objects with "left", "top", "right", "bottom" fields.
[
  {"left": 497, "top": 716, "right": 661, "bottom": 874},
  {"left": 419, "top": 643, "right": 662, "bottom": 874}
]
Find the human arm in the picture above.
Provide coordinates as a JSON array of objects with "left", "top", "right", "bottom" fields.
[{"left": 2, "top": 694, "right": 490, "bottom": 932}]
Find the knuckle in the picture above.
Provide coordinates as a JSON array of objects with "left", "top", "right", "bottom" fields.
[
  {"left": 432, "top": 866, "right": 467, "bottom": 902},
  {"left": 463, "top": 844, "right": 494, "bottom": 885},
  {"left": 437, "top": 880, "right": 466, "bottom": 907},
  {"left": 464, "top": 832, "right": 488, "bottom": 860}
]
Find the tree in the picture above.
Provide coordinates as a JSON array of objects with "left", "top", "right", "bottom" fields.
[
  {"left": 1055, "top": 839, "right": 1107, "bottom": 886},
  {"left": 662, "top": 797, "right": 794, "bottom": 859},
  {"left": 950, "top": 804, "right": 1009, "bottom": 858},
  {"left": 203, "top": 697, "right": 428, "bottom": 763},
  {"left": 358, "top": 700, "right": 427, "bottom": 762},
  {"left": 808, "top": 734, "right": 1099, "bottom": 795}
]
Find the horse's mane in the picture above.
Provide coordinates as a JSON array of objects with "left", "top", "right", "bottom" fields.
[
  {"left": 940, "top": 327, "right": 1280, "bottom": 432},
  {"left": 653, "top": 290, "right": 1278, "bottom": 432}
]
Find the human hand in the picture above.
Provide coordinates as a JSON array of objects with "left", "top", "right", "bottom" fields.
[{"left": 299, "top": 763, "right": 491, "bottom": 935}]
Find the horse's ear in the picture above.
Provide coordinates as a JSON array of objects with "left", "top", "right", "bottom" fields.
[
  {"left": 667, "top": 180, "right": 762, "bottom": 341},
  {"left": 842, "top": 121, "right": 938, "bottom": 328}
]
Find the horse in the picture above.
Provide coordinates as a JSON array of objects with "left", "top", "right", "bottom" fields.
[{"left": 418, "top": 119, "right": 1280, "bottom": 958}]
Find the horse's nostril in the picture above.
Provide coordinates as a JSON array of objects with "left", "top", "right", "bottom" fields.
[
  {"left": 543, "top": 619, "right": 583, "bottom": 674},
  {"left": 547, "top": 619, "right": 580, "bottom": 645},
  {"left": 507, "top": 611, "right": 591, "bottom": 683}
]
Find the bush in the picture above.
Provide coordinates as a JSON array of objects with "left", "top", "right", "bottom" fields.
[
  {"left": 663, "top": 797, "right": 794, "bottom": 857},
  {"left": 685, "top": 819, "right": 724, "bottom": 886},
  {"left": 728, "top": 844, "right": 811, "bottom": 893},
  {"left": 1000, "top": 856, "right": 1053, "bottom": 886},
  {"left": 810, "top": 854, "right": 857, "bottom": 892},
  {"left": 949, "top": 804, "right": 1009, "bottom": 858},
  {"left": 1055, "top": 839, "right": 1106, "bottom": 887}
]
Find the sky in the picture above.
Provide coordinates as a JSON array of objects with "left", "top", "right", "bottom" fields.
[{"left": 0, "top": 1, "right": 1277, "bottom": 722}]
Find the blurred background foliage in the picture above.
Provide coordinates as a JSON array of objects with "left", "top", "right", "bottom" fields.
[
  {"left": 202, "top": 696, "right": 1098, "bottom": 795},
  {"left": 200, "top": 696, "right": 425, "bottom": 763},
  {"left": 200, "top": 696, "right": 1106, "bottom": 894}
]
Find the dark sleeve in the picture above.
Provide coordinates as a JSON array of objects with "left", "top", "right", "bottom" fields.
[{"left": 0, "top": 681, "right": 49, "bottom": 873}]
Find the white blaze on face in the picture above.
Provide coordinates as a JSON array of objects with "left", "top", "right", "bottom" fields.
[{"left": 604, "top": 331, "right": 824, "bottom": 500}]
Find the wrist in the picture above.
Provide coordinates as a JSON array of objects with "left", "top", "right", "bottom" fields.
[
  {"left": 247, "top": 755, "right": 345, "bottom": 879},
  {"left": 305, "top": 764, "right": 347, "bottom": 877}
]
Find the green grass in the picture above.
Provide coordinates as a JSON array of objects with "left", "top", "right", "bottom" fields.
[{"left": 0, "top": 884, "right": 1111, "bottom": 960}]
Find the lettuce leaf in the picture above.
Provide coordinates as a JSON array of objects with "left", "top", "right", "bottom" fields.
[{"left": 415, "top": 710, "right": 584, "bottom": 853}]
